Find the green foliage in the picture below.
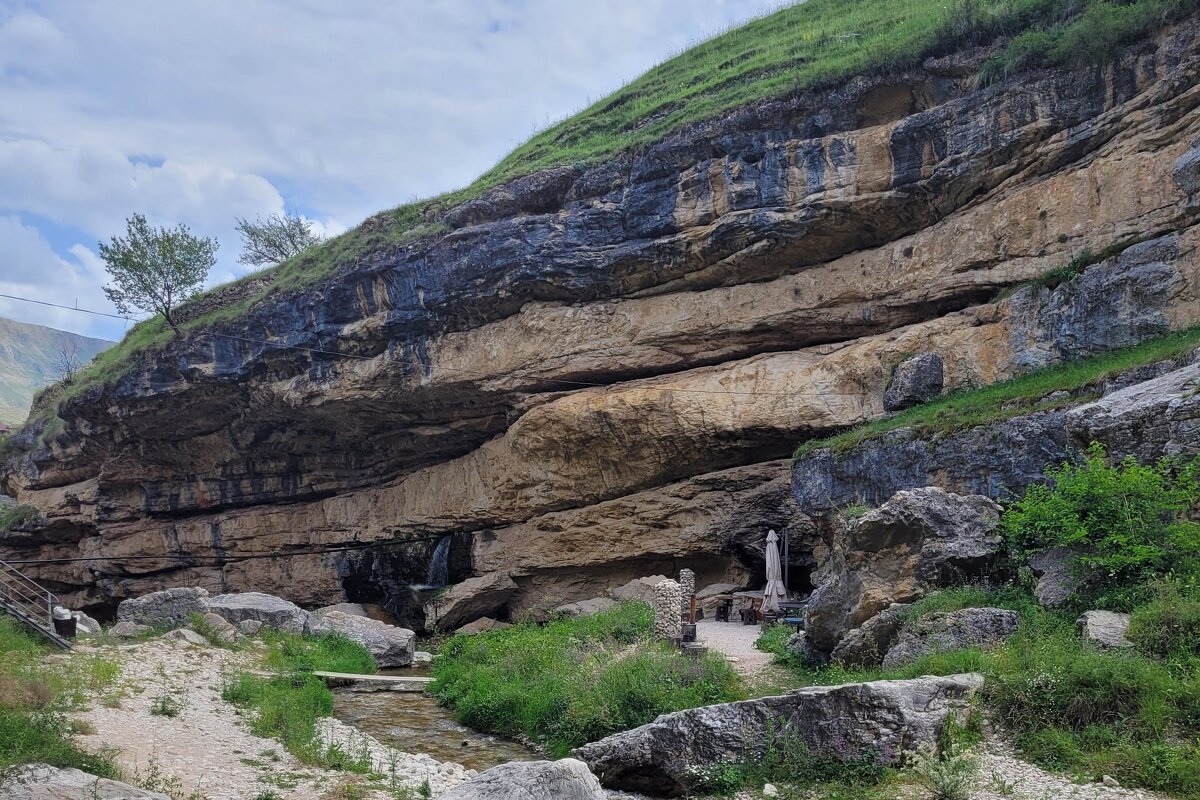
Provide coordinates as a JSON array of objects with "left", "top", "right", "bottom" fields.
[
  {"left": 149, "top": 692, "right": 183, "bottom": 718},
  {"left": 909, "top": 737, "right": 979, "bottom": 800},
  {"left": 0, "top": 504, "right": 39, "bottom": 532},
  {"left": 755, "top": 623, "right": 795, "bottom": 659},
  {"left": 221, "top": 631, "right": 377, "bottom": 769},
  {"left": 235, "top": 213, "right": 324, "bottom": 268},
  {"left": 430, "top": 602, "right": 743, "bottom": 756},
  {"left": 99, "top": 213, "right": 217, "bottom": 334},
  {"left": 0, "top": 618, "right": 120, "bottom": 778},
  {"left": 1003, "top": 443, "right": 1200, "bottom": 608},
  {"left": 794, "top": 325, "right": 1200, "bottom": 457},
  {"left": 1027, "top": 238, "right": 1148, "bottom": 291},
  {"left": 1128, "top": 580, "right": 1200, "bottom": 659}
]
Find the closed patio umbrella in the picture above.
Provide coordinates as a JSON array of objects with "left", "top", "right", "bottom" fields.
[{"left": 762, "top": 529, "right": 787, "bottom": 614}]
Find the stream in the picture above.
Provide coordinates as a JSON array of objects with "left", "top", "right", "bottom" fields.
[{"left": 332, "top": 664, "right": 537, "bottom": 772}]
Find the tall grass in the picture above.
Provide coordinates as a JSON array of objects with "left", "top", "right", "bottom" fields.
[{"left": 430, "top": 602, "right": 744, "bottom": 756}]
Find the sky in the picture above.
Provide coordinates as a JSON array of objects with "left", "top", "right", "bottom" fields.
[{"left": 0, "top": 0, "right": 784, "bottom": 341}]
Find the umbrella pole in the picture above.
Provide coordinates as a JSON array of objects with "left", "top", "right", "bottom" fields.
[{"left": 783, "top": 528, "right": 789, "bottom": 596}]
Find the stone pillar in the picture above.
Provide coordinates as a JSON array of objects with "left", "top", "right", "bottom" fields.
[
  {"left": 653, "top": 579, "right": 682, "bottom": 640},
  {"left": 678, "top": 569, "right": 696, "bottom": 618}
]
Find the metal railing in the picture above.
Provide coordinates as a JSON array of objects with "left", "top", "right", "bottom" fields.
[{"left": 0, "top": 558, "right": 71, "bottom": 649}]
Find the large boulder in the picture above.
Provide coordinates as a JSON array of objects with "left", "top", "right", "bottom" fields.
[
  {"left": 882, "top": 607, "right": 1020, "bottom": 668},
  {"left": 0, "top": 764, "right": 170, "bottom": 799},
  {"left": 575, "top": 674, "right": 983, "bottom": 796},
  {"left": 1027, "top": 546, "right": 1084, "bottom": 608},
  {"left": 884, "top": 353, "right": 944, "bottom": 411},
  {"left": 426, "top": 574, "right": 517, "bottom": 631},
  {"left": 608, "top": 575, "right": 670, "bottom": 604},
  {"left": 439, "top": 759, "right": 606, "bottom": 800},
  {"left": 830, "top": 603, "right": 911, "bottom": 667},
  {"left": 1078, "top": 610, "right": 1133, "bottom": 649},
  {"left": 805, "top": 488, "right": 1003, "bottom": 654},
  {"left": 309, "top": 610, "right": 416, "bottom": 667},
  {"left": 207, "top": 592, "right": 311, "bottom": 634},
  {"left": 695, "top": 582, "right": 741, "bottom": 617},
  {"left": 115, "top": 587, "right": 210, "bottom": 629}
]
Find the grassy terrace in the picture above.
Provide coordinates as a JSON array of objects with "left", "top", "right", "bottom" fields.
[
  {"left": 793, "top": 324, "right": 1200, "bottom": 459},
  {"left": 22, "top": 0, "right": 1198, "bottom": 428}
]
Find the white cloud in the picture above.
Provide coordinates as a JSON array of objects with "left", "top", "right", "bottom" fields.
[{"left": 0, "top": 0, "right": 785, "bottom": 337}]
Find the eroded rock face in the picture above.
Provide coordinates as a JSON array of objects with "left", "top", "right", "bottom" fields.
[
  {"left": 574, "top": 674, "right": 984, "bottom": 796},
  {"left": 4, "top": 20, "right": 1200, "bottom": 619},
  {"left": 439, "top": 759, "right": 606, "bottom": 800},
  {"left": 804, "top": 488, "right": 1003, "bottom": 655}
]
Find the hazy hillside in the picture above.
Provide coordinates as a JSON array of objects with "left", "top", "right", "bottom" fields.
[{"left": 0, "top": 316, "right": 112, "bottom": 425}]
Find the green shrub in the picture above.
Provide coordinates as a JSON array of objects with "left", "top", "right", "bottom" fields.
[
  {"left": 263, "top": 631, "right": 377, "bottom": 675},
  {"left": 431, "top": 602, "right": 743, "bottom": 755},
  {"left": 0, "top": 504, "right": 39, "bottom": 532},
  {"left": 1128, "top": 581, "right": 1200, "bottom": 659},
  {"left": 1002, "top": 443, "right": 1200, "bottom": 608}
]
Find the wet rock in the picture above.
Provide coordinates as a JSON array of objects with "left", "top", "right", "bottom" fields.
[
  {"left": 805, "top": 487, "right": 1003, "bottom": 655},
  {"left": 1027, "top": 546, "right": 1084, "bottom": 608},
  {"left": 309, "top": 610, "right": 415, "bottom": 667},
  {"left": 882, "top": 607, "right": 1019, "bottom": 668},
  {"left": 1078, "top": 610, "right": 1133, "bottom": 649},
  {"left": 454, "top": 617, "right": 511, "bottom": 635},
  {"left": 884, "top": 353, "right": 944, "bottom": 411},
  {"left": 426, "top": 574, "right": 518, "bottom": 632},
  {"left": 207, "top": 592, "right": 311, "bottom": 634},
  {"left": 0, "top": 764, "right": 170, "bottom": 799},
  {"left": 574, "top": 674, "right": 984, "bottom": 795},
  {"left": 608, "top": 576, "right": 670, "bottom": 605},
  {"left": 554, "top": 597, "right": 617, "bottom": 618},
  {"left": 115, "top": 587, "right": 210, "bottom": 629},
  {"left": 439, "top": 758, "right": 606, "bottom": 800},
  {"left": 831, "top": 603, "right": 911, "bottom": 667}
]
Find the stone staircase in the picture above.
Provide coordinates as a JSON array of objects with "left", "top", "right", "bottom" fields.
[{"left": 0, "top": 559, "right": 72, "bottom": 649}]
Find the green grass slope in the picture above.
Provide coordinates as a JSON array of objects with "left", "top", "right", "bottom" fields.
[{"left": 0, "top": 317, "right": 113, "bottom": 425}]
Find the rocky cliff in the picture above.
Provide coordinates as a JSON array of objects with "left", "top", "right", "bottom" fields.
[{"left": 5, "top": 17, "right": 1200, "bottom": 626}]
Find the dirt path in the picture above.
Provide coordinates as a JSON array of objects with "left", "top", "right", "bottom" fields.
[{"left": 694, "top": 619, "right": 777, "bottom": 676}]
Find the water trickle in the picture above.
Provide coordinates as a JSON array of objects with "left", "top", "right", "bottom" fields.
[{"left": 425, "top": 535, "right": 452, "bottom": 588}]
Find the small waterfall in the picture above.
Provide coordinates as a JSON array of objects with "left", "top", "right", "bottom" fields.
[{"left": 424, "top": 536, "right": 452, "bottom": 588}]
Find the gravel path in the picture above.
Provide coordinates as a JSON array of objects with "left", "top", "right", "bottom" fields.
[
  {"left": 694, "top": 619, "right": 777, "bottom": 675},
  {"left": 70, "top": 637, "right": 474, "bottom": 800}
]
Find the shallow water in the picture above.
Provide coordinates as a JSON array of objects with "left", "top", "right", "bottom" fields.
[{"left": 332, "top": 670, "right": 537, "bottom": 772}]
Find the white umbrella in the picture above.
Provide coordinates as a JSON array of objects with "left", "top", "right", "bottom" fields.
[{"left": 762, "top": 529, "right": 787, "bottom": 614}]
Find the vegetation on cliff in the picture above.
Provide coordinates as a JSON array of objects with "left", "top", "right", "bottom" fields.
[{"left": 430, "top": 601, "right": 742, "bottom": 756}]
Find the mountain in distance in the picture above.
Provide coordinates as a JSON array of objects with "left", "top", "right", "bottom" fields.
[{"left": 0, "top": 316, "right": 113, "bottom": 426}]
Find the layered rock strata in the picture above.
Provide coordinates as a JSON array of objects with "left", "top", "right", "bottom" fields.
[{"left": 4, "top": 21, "right": 1200, "bottom": 623}]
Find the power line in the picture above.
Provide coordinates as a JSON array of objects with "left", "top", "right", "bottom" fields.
[{"left": 0, "top": 289, "right": 864, "bottom": 398}]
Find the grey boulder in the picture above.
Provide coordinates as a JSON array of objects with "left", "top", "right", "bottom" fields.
[
  {"left": 207, "top": 592, "right": 312, "bottom": 634},
  {"left": 575, "top": 674, "right": 983, "bottom": 795},
  {"left": 882, "top": 607, "right": 1019, "bottom": 668},
  {"left": 1027, "top": 546, "right": 1084, "bottom": 608},
  {"left": 110, "top": 620, "right": 150, "bottom": 639},
  {"left": 455, "top": 617, "right": 512, "bottom": 635},
  {"left": 439, "top": 758, "right": 606, "bottom": 800},
  {"left": 313, "top": 602, "right": 369, "bottom": 618},
  {"left": 831, "top": 603, "right": 911, "bottom": 667},
  {"left": 1078, "top": 610, "right": 1133, "bottom": 650},
  {"left": 115, "top": 587, "right": 210, "bottom": 629},
  {"left": 608, "top": 575, "right": 670, "bottom": 604},
  {"left": 884, "top": 353, "right": 944, "bottom": 411},
  {"left": 0, "top": 764, "right": 169, "bottom": 799},
  {"left": 425, "top": 573, "right": 517, "bottom": 632},
  {"left": 308, "top": 610, "right": 415, "bottom": 667}
]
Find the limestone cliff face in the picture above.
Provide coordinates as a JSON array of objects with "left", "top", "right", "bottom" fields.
[{"left": 5, "top": 20, "right": 1200, "bottom": 624}]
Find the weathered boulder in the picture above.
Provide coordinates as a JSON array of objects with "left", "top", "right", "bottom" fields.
[
  {"left": 455, "top": 617, "right": 511, "bottom": 635},
  {"left": 439, "top": 758, "right": 606, "bottom": 800},
  {"left": 207, "top": 592, "right": 311, "bottom": 634},
  {"left": 0, "top": 764, "right": 170, "bottom": 799},
  {"left": 199, "top": 611, "right": 238, "bottom": 644},
  {"left": 1078, "top": 610, "right": 1134, "bottom": 649},
  {"left": 236, "top": 619, "right": 264, "bottom": 636},
  {"left": 695, "top": 583, "right": 741, "bottom": 616},
  {"left": 72, "top": 611, "right": 101, "bottom": 637},
  {"left": 115, "top": 587, "right": 210, "bottom": 629},
  {"left": 805, "top": 488, "right": 1003, "bottom": 654},
  {"left": 882, "top": 608, "right": 1020, "bottom": 668},
  {"left": 426, "top": 574, "right": 518, "bottom": 631},
  {"left": 309, "top": 610, "right": 415, "bottom": 667},
  {"left": 161, "top": 627, "right": 209, "bottom": 646},
  {"left": 110, "top": 620, "right": 150, "bottom": 639},
  {"left": 574, "top": 674, "right": 983, "bottom": 795},
  {"left": 884, "top": 353, "right": 944, "bottom": 411},
  {"left": 313, "top": 602, "right": 369, "bottom": 618},
  {"left": 608, "top": 575, "right": 670, "bottom": 604},
  {"left": 1027, "top": 546, "right": 1084, "bottom": 608},
  {"left": 554, "top": 597, "right": 617, "bottom": 617},
  {"left": 831, "top": 603, "right": 911, "bottom": 667},
  {"left": 1174, "top": 141, "right": 1200, "bottom": 195}
]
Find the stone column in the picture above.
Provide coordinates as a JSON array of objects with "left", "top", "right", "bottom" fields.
[
  {"left": 678, "top": 568, "right": 696, "bottom": 618},
  {"left": 653, "top": 579, "right": 682, "bottom": 640}
]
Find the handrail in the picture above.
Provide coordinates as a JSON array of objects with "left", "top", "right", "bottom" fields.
[{"left": 0, "top": 557, "right": 61, "bottom": 642}]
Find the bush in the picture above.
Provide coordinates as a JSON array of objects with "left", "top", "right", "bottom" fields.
[
  {"left": 1002, "top": 443, "right": 1200, "bottom": 608},
  {"left": 1128, "top": 581, "right": 1200, "bottom": 659},
  {"left": 0, "top": 504, "right": 39, "bottom": 532},
  {"left": 431, "top": 602, "right": 743, "bottom": 755}
]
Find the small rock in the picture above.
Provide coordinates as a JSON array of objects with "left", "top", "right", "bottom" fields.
[
  {"left": 1102, "top": 774, "right": 1120, "bottom": 788},
  {"left": 72, "top": 611, "right": 102, "bottom": 637},
  {"left": 554, "top": 597, "right": 617, "bottom": 618},
  {"left": 162, "top": 628, "right": 210, "bottom": 646},
  {"left": 763, "top": 785, "right": 779, "bottom": 798},
  {"left": 200, "top": 612, "right": 238, "bottom": 644},
  {"left": 111, "top": 620, "right": 151, "bottom": 639},
  {"left": 236, "top": 619, "right": 264, "bottom": 636},
  {"left": 426, "top": 573, "right": 518, "bottom": 632},
  {"left": 313, "top": 602, "right": 369, "bottom": 618},
  {"left": 1077, "top": 610, "right": 1133, "bottom": 650},
  {"left": 725, "top": 656, "right": 741, "bottom": 663},
  {"left": 1028, "top": 546, "right": 1085, "bottom": 608},
  {"left": 414, "top": 650, "right": 434, "bottom": 663},
  {"left": 882, "top": 607, "right": 1020, "bottom": 668}
]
